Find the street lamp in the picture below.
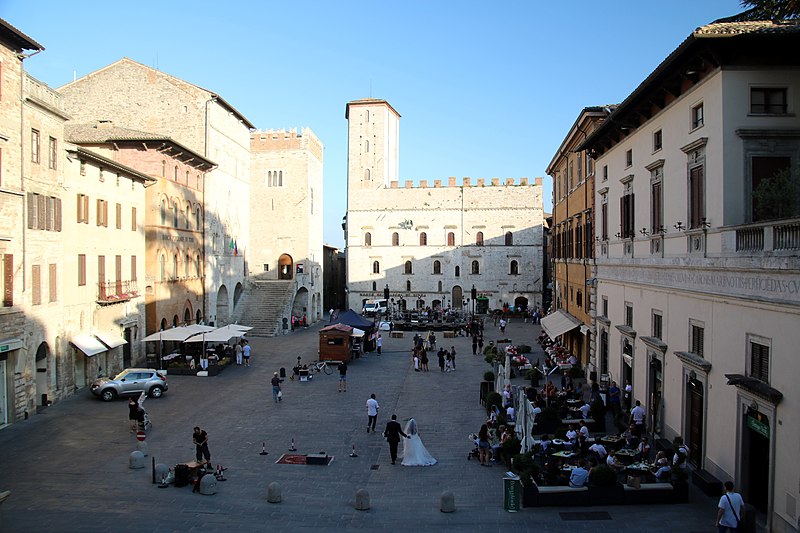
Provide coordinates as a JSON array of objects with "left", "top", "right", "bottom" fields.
[{"left": 471, "top": 285, "right": 477, "bottom": 316}]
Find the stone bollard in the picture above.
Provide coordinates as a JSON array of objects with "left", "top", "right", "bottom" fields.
[
  {"left": 136, "top": 440, "right": 149, "bottom": 456},
  {"left": 355, "top": 488, "right": 370, "bottom": 510},
  {"left": 199, "top": 473, "right": 217, "bottom": 495},
  {"left": 154, "top": 463, "right": 169, "bottom": 482},
  {"left": 440, "top": 491, "right": 455, "bottom": 513},
  {"left": 129, "top": 451, "right": 145, "bottom": 469},
  {"left": 266, "top": 482, "right": 282, "bottom": 503}
]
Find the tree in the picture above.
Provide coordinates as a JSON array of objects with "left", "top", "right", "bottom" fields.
[
  {"left": 753, "top": 166, "right": 800, "bottom": 221},
  {"left": 739, "top": 0, "right": 800, "bottom": 19}
]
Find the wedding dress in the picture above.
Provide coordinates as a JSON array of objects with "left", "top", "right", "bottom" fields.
[{"left": 401, "top": 419, "right": 437, "bottom": 466}]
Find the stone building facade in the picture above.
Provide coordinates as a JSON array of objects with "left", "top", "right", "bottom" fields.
[
  {"left": 546, "top": 107, "right": 607, "bottom": 371},
  {"left": 578, "top": 20, "right": 800, "bottom": 532},
  {"left": 57, "top": 58, "right": 254, "bottom": 328},
  {"left": 345, "top": 99, "right": 544, "bottom": 314},
  {"left": 250, "top": 128, "right": 324, "bottom": 322}
]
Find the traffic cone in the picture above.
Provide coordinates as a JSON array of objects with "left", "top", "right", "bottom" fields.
[
  {"left": 259, "top": 442, "right": 268, "bottom": 455},
  {"left": 216, "top": 464, "right": 226, "bottom": 481},
  {"left": 349, "top": 444, "right": 358, "bottom": 458},
  {"left": 289, "top": 438, "right": 296, "bottom": 451},
  {"left": 158, "top": 474, "right": 168, "bottom": 488}
]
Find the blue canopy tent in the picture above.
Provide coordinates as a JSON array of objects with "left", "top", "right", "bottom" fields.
[{"left": 333, "top": 309, "right": 374, "bottom": 330}]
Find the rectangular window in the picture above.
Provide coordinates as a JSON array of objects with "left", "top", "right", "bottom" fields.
[
  {"left": 96, "top": 199, "right": 108, "bottom": 227},
  {"left": 603, "top": 165, "right": 608, "bottom": 181},
  {"left": 0, "top": 148, "right": 3, "bottom": 187},
  {"left": 620, "top": 192, "right": 635, "bottom": 238},
  {"left": 78, "top": 254, "right": 86, "bottom": 286},
  {"left": 689, "top": 166, "right": 705, "bottom": 229},
  {"left": 77, "top": 194, "right": 89, "bottom": 223},
  {"left": 80, "top": 160, "right": 86, "bottom": 176},
  {"left": 691, "top": 103, "right": 704, "bottom": 129},
  {"left": 116, "top": 203, "right": 122, "bottom": 229},
  {"left": 99, "top": 168, "right": 104, "bottom": 182},
  {"left": 48, "top": 137, "right": 57, "bottom": 170},
  {"left": 652, "top": 311, "right": 663, "bottom": 340},
  {"left": 625, "top": 149, "right": 633, "bottom": 168},
  {"left": 98, "top": 256, "right": 105, "bottom": 298},
  {"left": 625, "top": 303, "right": 633, "bottom": 328},
  {"left": 3, "top": 254, "right": 13, "bottom": 306},
  {"left": 651, "top": 166, "right": 663, "bottom": 233},
  {"left": 49, "top": 264, "right": 57, "bottom": 302},
  {"left": 691, "top": 324, "right": 704, "bottom": 356},
  {"left": 32, "top": 264, "right": 41, "bottom": 305},
  {"left": 131, "top": 207, "right": 137, "bottom": 231},
  {"left": 653, "top": 130, "right": 663, "bottom": 152},
  {"left": 601, "top": 200, "right": 608, "bottom": 240},
  {"left": 584, "top": 210, "right": 593, "bottom": 257},
  {"left": 750, "top": 341, "right": 770, "bottom": 383},
  {"left": 115, "top": 255, "right": 122, "bottom": 295},
  {"left": 602, "top": 296, "right": 608, "bottom": 317},
  {"left": 131, "top": 256, "right": 137, "bottom": 282},
  {"left": 751, "top": 87, "right": 787, "bottom": 115},
  {"left": 31, "top": 129, "right": 40, "bottom": 163}
]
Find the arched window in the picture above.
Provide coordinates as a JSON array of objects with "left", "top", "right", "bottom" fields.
[
  {"left": 510, "top": 260, "right": 519, "bottom": 275},
  {"left": 505, "top": 231, "right": 513, "bottom": 245},
  {"left": 438, "top": 281, "right": 443, "bottom": 292},
  {"left": 476, "top": 232, "right": 484, "bottom": 246},
  {"left": 447, "top": 232, "right": 455, "bottom": 246},
  {"left": 160, "top": 199, "right": 166, "bottom": 225},
  {"left": 185, "top": 206, "right": 190, "bottom": 229},
  {"left": 279, "top": 170, "right": 283, "bottom": 186},
  {"left": 372, "top": 261, "right": 380, "bottom": 274},
  {"left": 364, "top": 232, "right": 372, "bottom": 247},
  {"left": 372, "top": 281, "right": 377, "bottom": 291},
  {"left": 404, "top": 261, "right": 413, "bottom": 274},
  {"left": 161, "top": 160, "right": 166, "bottom": 177},
  {"left": 267, "top": 170, "right": 272, "bottom": 187},
  {"left": 420, "top": 232, "right": 427, "bottom": 246},
  {"left": 365, "top": 110, "right": 370, "bottom": 122},
  {"left": 195, "top": 208, "right": 201, "bottom": 230},
  {"left": 195, "top": 254, "right": 201, "bottom": 277},
  {"left": 185, "top": 254, "right": 190, "bottom": 277},
  {"left": 173, "top": 254, "right": 178, "bottom": 279},
  {"left": 172, "top": 201, "right": 178, "bottom": 227},
  {"left": 392, "top": 232, "right": 399, "bottom": 246},
  {"left": 406, "top": 280, "right": 411, "bottom": 291},
  {"left": 365, "top": 140, "right": 370, "bottom": 153},
  {"left": 159, "top": 254, "right": 165, "bottom": 281},
  {"left": 455, "top": 266, "right": 460, "bottom": 277},
  {"left": 471, "top": 260, "right": 480, "bottom": 274},
  {"left": 433, "top": 260, "right": 441, "bottom": 274},
  {"left": 174, "top": 165, "right": 178, "bottom": 180},
  {"left": 364, "top": 168, "right": 371, "bottom": 180}
]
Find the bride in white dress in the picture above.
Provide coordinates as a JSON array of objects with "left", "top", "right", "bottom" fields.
[{"left": 401, "top": 419, "right": 437, "bottom": 466}]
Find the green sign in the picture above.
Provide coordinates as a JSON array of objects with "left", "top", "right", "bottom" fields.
[
  {"left": 0, "top": 344, "right": 8, "bottom": 353},
  {"left": 747, "top": 415, "right": 770, "bottom": 438},
  {"left": 503, "top": 476, "right": 521, "bottom": 512}
]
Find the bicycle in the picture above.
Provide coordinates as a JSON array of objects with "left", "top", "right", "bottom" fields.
[{"left": 308, "top": 360, "right": 334, "bottom": 375}]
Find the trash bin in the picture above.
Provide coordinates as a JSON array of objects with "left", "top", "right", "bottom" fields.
[
  {"left": 279, "top": 367, "right": 286, "bottom": 378},
  {"left": 503, "top": 475, "right": 521, "bottom": 512}
]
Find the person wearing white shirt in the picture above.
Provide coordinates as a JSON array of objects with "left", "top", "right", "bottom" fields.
[
  {"left": 716, "top": 481, "right": 745, "bottom": 532},
  {"left": 589, "top": 439, "right": 608, "bottom": 460},
  {"left": 606, "top": 453, "right": 626, "bottom": 472},
  {"left": 579, "top": 402, "right": 591, "bottom": 419},
  {"left": 506, "top": 405, "right": 515, "bottom": 422},
  {"left": 565, "top": 425, "right": 578, "bottom": 448},
  {"left": 629, "top": 400, "right": 646, "bottom": 435},
  {"left": 578, "top": 420, "right": 590, "bottom": 440},
  {"left": 366, "top": 394, "right": 379, "bottom": 433}
]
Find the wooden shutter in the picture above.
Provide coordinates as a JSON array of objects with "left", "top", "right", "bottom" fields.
[
  {"left": 651, "top": 182, "right": 661, "bottom": 232},
  {"left": 131, "top": 255, "right": 137, "bottom": 282},
  {"left": 116, "top": 203, "right": 122, "bottom": 229},
  {"left": 49, "top": 264, "right": 57, "bottom": 302},
  {"left": 619, "top": 196, "right": 625, "bottom": 238},
  {"left": 3, "top": 254, "right": 12, "bottom": 306},
  {"left": 32, "top": 264, "right": 41, "bottom": 305},
  {"left": 27, "top": 192, "right": 35, "bottom": 228},
  {"left": 98, "top": 255, "right": 105, "bottom": 299},
  {"left": 103, "top": 201, "right": 108, "bottom": 227},
  {"left": 131, "top": 207, "right": 137, "bottom": 231},
  {"left": 115, "top": 255, "right": 122, "bottom": 295},
  {"left": 78, "top": 254, "right": 86, "bottom": 286},
  {"left": 55, "top": 198, "right": 62, "bottom": 231},
  {"left": 37, "top": 194, "right": 46, "bottom": 229},
  {"left": 83, "top": 195, "right": 89, "bottom": 223}
]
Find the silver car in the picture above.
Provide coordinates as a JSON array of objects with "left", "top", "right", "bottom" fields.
[{"left": 91, "top": 368, "right": 168, "bottom": 402}]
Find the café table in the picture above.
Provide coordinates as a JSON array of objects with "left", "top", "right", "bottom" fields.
[
  {"left": 552, "top": 450, "right": 578, "bottom": 460},
  {"left": 614, "top": 448, "right": 638, "bottom": 464}
]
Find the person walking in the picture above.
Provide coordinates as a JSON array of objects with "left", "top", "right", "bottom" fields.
[
  {"left": 376, "top": 334, "right": 382, "bottom": 355},
  {"left": 383, "top": 414, "right": 410, "bottom": 465},
  {"left": 235, "top": 341, "right": 243, "bottom": 365},
  {"left": 242, "top": 340, "right": 251, "bottom": 367},
  {"left": 420, "top": 349, "right": 429, "bottom": 372},
  {"left": 128, "top": 396, "right": 144, "bottom": 433},
  {"left": 629, "top": 400, "right": 646, "bottom": 436},
  {"left": 366, "top": 393, "right": 379, "bottom": 433},
  {"left": 338, "top": 361, "right": 348, "bottom": 392},
  {"left": 499, "top": 317, "right": 507, "bottom": 334},
  {"left": 450, "top": 346, "right": 457, "bottom": 370},
  {"left": 438, "top": 349, "right": 446, "bottom": 372},
  {"left": 472, "top": 336, "right": 478, "bottom": 355},
  {"left": 271, "top": 372, "right": 282, "bottom": 403},
  {"left": 716, "top": 481, "right": 744, "bottom": 532},
  {"left": 193, "top": 426, "right": 211, "bottom": 466}
]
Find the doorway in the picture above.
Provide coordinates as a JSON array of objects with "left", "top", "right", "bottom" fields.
[
  {"left": 452, "top": 286, "right": 463, "bottom": 309},
  {"left": 35, "top": 342, "right": 49, "bottom": 406},
  {"left": 742, "top": 408, "right": 770, "bottom": 514},
  {"left": 686, "top": 377, "right": 704, "bottom": 466},
  {"left": 648, "top": 355, "right": 663, "bottom": 436},
  {"left": 123, "top": 328, "right": 133, "bottom": 368},
  {"left": 279, "top": 254, "right": 293, "bottom": 280}
]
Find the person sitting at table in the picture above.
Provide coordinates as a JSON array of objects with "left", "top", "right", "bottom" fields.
[
  {"left": 589, "top": 438, "right": 608, "bottom": 461},
  {"left": 579, "top": 401, "right": 591, "bottom": 419},
  {"left": 622, "top": 424, "right": 639, "bottom": 449},
  {"left": 568, "top": 353, "right": 578, "bottom": 366},
  {"left": 574, "top": 381, "right": 584, "bottom": 401},
  {"left": 506, "top": 404, "right": 516, "bottom": 422},
  {"left": 486, "top": 405, "right": 499, "bottom": 428},
  {"left": 565, "top": 425, "right": 578, "bottom": 448},
  {"left": 606, "top": 452, "right": 627, "bottom": 473},
  {"left": 569, "top": 459, "right": 590, "bottom": 488},
  {"left": 539, "top": 434, "right": 552, "bottom": 454},
  {"left": 672, "top": 436, "right": 689, "bottom": 465},
  {"left": 543, "top": 457, "right": 563, "bottom": 485},
  {"left": 637, "top": 436, "right": 651, "bottom": 460},
  {"left": 578, "top": 420, "right": 590, "bottom": 440},
  {"left": 491, "top": 425, "right": 509, "bottom": 461}
]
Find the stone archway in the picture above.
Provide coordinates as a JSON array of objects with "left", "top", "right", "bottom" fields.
[
  {"left": 452, "top": 286, "right": 463, "bottom": 309},
  {"left": 35, "top": 342, "right": 50, "bottom": 406},
  {"left": 216, "top": 285, "right": 230, "bottom": 326},
  {"left": 293, "top": 287, "right": 309, "bottom": 319},
  {"left": 233, "top": 282, "right": 244, "bottom": 311},
  {"left": 279, "top": 254, "right": 293, "bottom": 280},
  {"left": 184, "top": 307, "right": 192, "bottom": 325},
  {"left": 514, "top": 296, "right": 529, "bottom": 311}
]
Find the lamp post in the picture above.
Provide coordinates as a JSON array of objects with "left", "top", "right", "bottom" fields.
[{"left": 471, "top": 285, "right": 477, "bottom": 317}]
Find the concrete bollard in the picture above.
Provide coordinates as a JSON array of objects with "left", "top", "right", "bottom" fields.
[
  {"left": 129, "top": 450, "right": 145, "bottom": 469},
  {"left": 154, "top": 463, "right": 169, "bottom": 481},
  {"left": 267, "top": 482, "right": 282, "bottom": 503},
  {"left": 136, "top": 440, "right": 149, "bottom": 456},
  {"left": 199, "top": 473, "right": 217, "bottom": 495},
  {"left": 355, "top": 488, "right": 370, "bottom": 510},
  {"left": 440, "top": 491, "right": 455, "bottom": 513}
]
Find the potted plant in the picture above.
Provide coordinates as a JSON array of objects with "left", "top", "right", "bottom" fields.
[
  {"left": 588, "top": 464, "right": 624, "bottom": 505},
  {"left": 511, "top": 452, "right": 541, "bottom": 507},
  {"left": 480, "top": 372, "right": 495, "bottom": 405},
  {"left": 501, "top": 435, "right": 521, "bottom": 467},
  {"left": 485, "top": 392, "right": 503, "bottom": 415}
]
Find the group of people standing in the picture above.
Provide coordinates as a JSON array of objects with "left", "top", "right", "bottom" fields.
[
  {"left": 410, "top": 333, "right": 458, "bottom": 372},
  {"left": 234, "top": 339, "right": 251, "bottom": 366}
]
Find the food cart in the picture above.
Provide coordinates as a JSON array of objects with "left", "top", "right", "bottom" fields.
[{"left": 319, "top": 324, "right": 353, "bottom": 363}]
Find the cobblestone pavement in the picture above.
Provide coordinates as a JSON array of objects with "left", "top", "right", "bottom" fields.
[{"left": 0, "top": 317, "right": 719, "bottom": 532}]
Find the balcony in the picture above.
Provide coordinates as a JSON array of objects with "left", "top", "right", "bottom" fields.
[
  {"left": 97, "top": 280, "right": 139, "bottom": 304},
  {"left": 724, "top": 217, "right": 800, "bottom": 254}
]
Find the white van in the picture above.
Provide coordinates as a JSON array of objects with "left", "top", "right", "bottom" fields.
[{"left": 362, "top": 299, "right": 388, "bottom": 317}]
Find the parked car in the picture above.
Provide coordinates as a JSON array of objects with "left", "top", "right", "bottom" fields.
[
  {"left": 377, "top": 321, "right": 394, "bottom": 331},
  {"left": 91, "top": 368, "right": 168, "bottom": 402}
]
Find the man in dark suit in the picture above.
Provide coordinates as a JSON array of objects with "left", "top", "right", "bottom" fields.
[{"left": 383, "top": 414, "right": 410, "bottom": 465}]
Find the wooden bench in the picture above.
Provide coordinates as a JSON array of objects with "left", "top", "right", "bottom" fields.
[
  {"left": 692, "top": 468, "right": 723, "bottom": 496},
  {"left": 531, "top": 482, "right": 589, "bottom": 507}
]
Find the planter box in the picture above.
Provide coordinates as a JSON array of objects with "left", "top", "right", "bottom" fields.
[
  {"left": 165, "top": 364, "right": 228, "bottom": 376},
  {"left": 588, "top": 483, "right": 625, "bottom": 506}
]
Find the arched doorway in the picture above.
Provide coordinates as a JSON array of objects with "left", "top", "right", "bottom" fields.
[
  {"left": 293, "top": 287, "right": 309, "bottom": 321},
  {"left": 160, "top": 318, "right": 168, "bottom": 331},
  {"left": 216, "top": 285, "right": 229, "bottom": 325},
  {"left": 35, "top": 342, "right": 50, "bottom": 406},
  {"left": 514, "top": 296, "right": 528, "bottom": 311},
  {"left": 233, "top": 282, "right": 244, "bottom": 311},
  {"left": 452, "top": 286, "right": 463, "bottom": 309},
  {"left": 279, "top": 254, "right": 293, "bottom": 280},
  {"left": 195, "top": 309, "right": 202, "bottom": 324},
  {"left": 184, "top": 307, "right": 192, "bottom": 325}
]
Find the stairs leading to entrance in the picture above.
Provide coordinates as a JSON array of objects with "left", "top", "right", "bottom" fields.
[{"left": 232, "top": 280, "right": 295, "bottom": 337}]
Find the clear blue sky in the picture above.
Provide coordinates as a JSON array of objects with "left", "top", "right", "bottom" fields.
[{"left": 5, "top": 0, "right": 741, "bottom": 248}]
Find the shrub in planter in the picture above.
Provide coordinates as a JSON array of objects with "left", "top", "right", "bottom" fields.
[
  {"left": 511, "top": 452, "right": 540, "bottom": 487},
  {"left": 501, "top": 436, "right": 522, "bottom": 466},
  {"left": 483, "top": 371, "right": 495, "bottom": 382},
  {"left": 589, "top": 464, "right": 617, "bottom": 487},
  {"left": 485, "top": 392, "right": 503, "bottom": 414}
]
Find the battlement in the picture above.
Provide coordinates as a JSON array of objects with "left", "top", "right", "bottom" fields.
[
  {"left": 251, "top": 127, "right": 323, "bottom": 160},
  {"left": 388, "top": 176, "right": 541, "bottom": 189}
]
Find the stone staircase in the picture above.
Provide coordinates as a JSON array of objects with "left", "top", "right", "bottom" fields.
[{"left": 232, "top": 279, "right": 295, "bottom": 337}]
